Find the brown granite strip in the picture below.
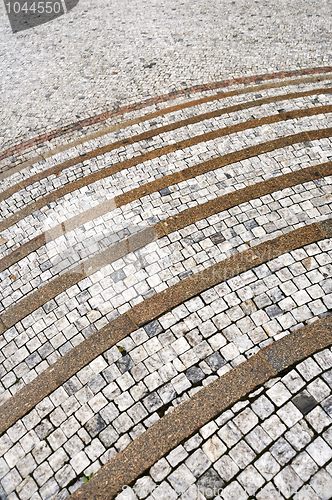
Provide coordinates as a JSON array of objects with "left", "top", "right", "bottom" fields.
[
  {"left": 1, "top": 87, "right": 331, "bottom": 202},
  {"left": 26, "top": 76, "right": 332, "bottom": 162},
  {"left": 1, "top": 163, "right": 331, "bottom": 326},
  {"left": 0, "top": 319, "right": 6, "bottom": 336},
  {"left": 0, "top": 315, "right": 136, "bottom": 436},
  {"left": 1, "top": 66, "right": 332, "bottom": 164},
  {"left": 260, "top": 315, "right": 332, "bottom": 373},
  {"left": 2, "top": 157, "right": 331, "bottom": 275},
  {"left": 0, "top": 201, "right": 114, "bottom": 273},
  {"left": 0, "top": 221, "right": 329, "bottom": 435},
  {"left": 154, "top": 161, "right": 332, "bottom": 237},
  {"left": 128, "top": 223, "right": 326, "bottom": 327},
  {"left": 319, "top": 218, "right": 332, "bottom": 239},
  {"left": 0, "top": 227, "right": 157, "bottom": 329},
  {"left": 70, "top": 314, "right": 332, "bottom": 500},
  {"left": 0, "top": 269, "right": 86, "bottom": 330},
  {"left": 2, "top": 73, "right": 332, "bottom": 186},
  {"left": 72, "top": 356, "right": 273, "bottom": 500},
  {"left": 1, "top": 105, "right": 332, "bottom": 234},
  {"left": 0, "top": 233, "right": 47, "bottom": 274}
]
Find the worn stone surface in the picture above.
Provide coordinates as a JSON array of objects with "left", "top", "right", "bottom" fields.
[{"left": 1, "top": 20, "right": 332, "bottom": 497}]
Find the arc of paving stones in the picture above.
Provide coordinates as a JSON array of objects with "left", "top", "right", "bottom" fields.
[
  {"left": 69, "top": 315, "right": 332, "bottom": 500},
  {"left": 1, "top": 66, "right": 331, "bottom": 168},
  {"left": 2, "top": 75, "right": 330, "bottom": 176},
  {"left": 0, "top": 219, "right": 331, "bottom": 435},
  {"left": 1, "top": 74, "right": 332, "bottom": 500},
  {"left": 68, "top": 314, "right": 332, "bottom": 500},
  {"left": 1, "top": 85, "right": 332, "bottom": 202},
  {"left": 2, "top": 242, "right": 332, "bottom": 498},
  {"left": 1, "top": 161, "right": 332, "bottom": 331},
  {"left": 2, "top": 241, "right": 332, "bottom": 499},
  {"left": 108, "top": 355, "right": 332, "bottom": 500},
  {"left": 2, "top": 75, "right": 332, "bottom": 192},
  {"left": 2, "top": 128, "right": 332, "bottom": 273},
  {"left": 1, "top": 105, "right": 332, "bottom": 234}
]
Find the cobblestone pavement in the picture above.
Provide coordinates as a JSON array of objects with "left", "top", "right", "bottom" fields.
[
  {"left": 1, "top": 1, "right": 332, "bottom": 498},
  {"left": 0, "top": 0, "right": 331, "bottom": 160},
  {"left": 1, "top": 242, "right": 332, "bottom": 499},
  {"left": 118, "top": 350, "right": 332, "bottom": 500}
]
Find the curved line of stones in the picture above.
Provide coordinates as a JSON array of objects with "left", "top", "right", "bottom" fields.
[
  {"left": 0, "top": 244, "right": 331, "bottom": 500},
  {"left": 1, "top": 82, "right": 331, "bottom": 197},
  {"left": 2, "top": 67, "right": 331, "bottom": 165},
  {"left": 116, "top": 351, "right": 332, "bottom": 500},
  {"left": 1, "top": 135, "right": 332, "bottom": 277},
  {"left": 1, "top": 102, "right": 332, "bottom": 223},
  {"left": 2, "top": 114, "right": 332, "bottom": 251},
  {"left": 1, "top": 171, "right": 332, "bottom": 314},
  {"left": 1, "top": 232, "right": 332, "bottom": 408},
  {"left": 0, "top": 71, "right": 330, "bottom": 500},
  {"left": 1, "top": 174, "right": 332, "bottom": 379},
  {"left": 2, "top": 77, "right": 332, "bottom": 193}
]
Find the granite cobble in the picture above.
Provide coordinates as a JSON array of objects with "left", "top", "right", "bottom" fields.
[
  {"left": 0, "top": 78, "right": 331, "bottom": 184},
  {"left": 1, "top": 246, "right": 332, "bottom": 499},
  {"left": 118, "top": 351, "right": 332, "bottom": 500},
  {"left": 1, "top": 174, "right": 332, "bottom": 311}
]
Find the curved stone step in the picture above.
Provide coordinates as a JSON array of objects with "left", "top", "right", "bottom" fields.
[
  {"left": 1, "top": 241, "right": 332, "bottom": 498},
  {"left": 2, "top": 75, "right": 331, "bottom": 195},
  {"left": 1, "top": 69, "right": 332, "bottom": 500},
  {"left": 1, "top": 157, "right": 332, "bottom": 320},
  {"left": 65, "top": 313, "right": 332, "bottom": 500},
  {"left": 1, "top": 105, "right": 332, "bottom": 234},
  {"left": 0, "top": 222, "right": 329, "bottom": 431},
  {"left": 0, "top": 163, "right": 331, "bottom": 320},
  {"left": 1, "top": 86, "right": 332, "bottom": 205},
  {"left": 2, "top": 129, "right": 332, "bottom": 261},
  {"left": 1, "top": 67, "right": 331, "bottom": 169}
]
